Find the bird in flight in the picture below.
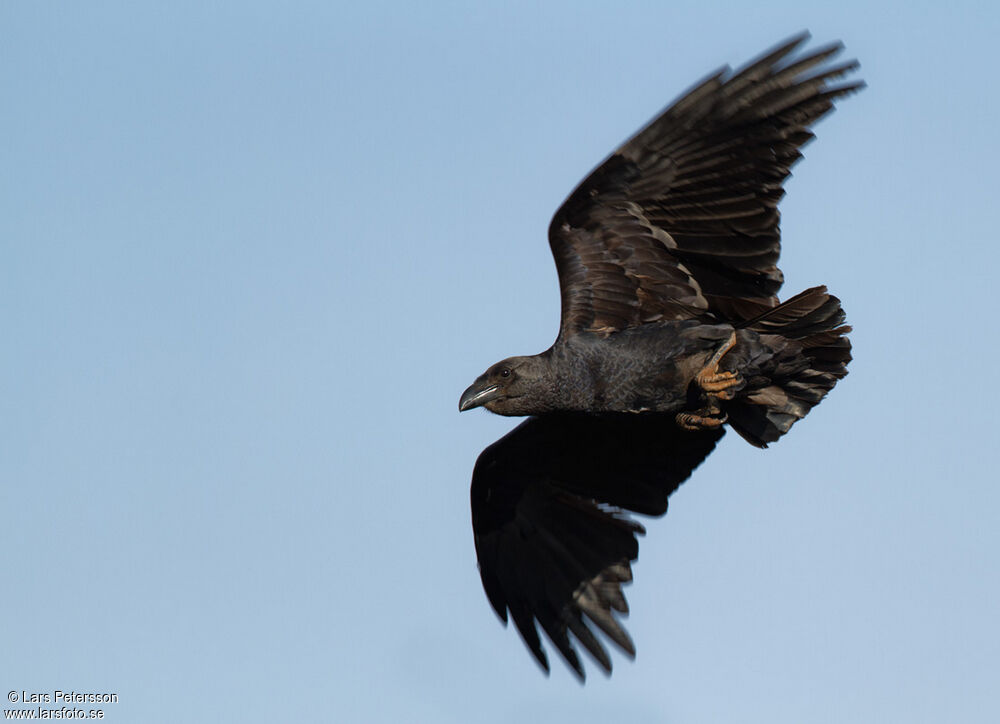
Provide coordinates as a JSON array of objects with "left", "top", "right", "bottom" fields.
[{"left": 459, "top": 32, "right": 862, "bottom": 680}]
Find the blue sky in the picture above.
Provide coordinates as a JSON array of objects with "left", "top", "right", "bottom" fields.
[{"left": 3, "top": 2, "right": 998, "bottom": 722}]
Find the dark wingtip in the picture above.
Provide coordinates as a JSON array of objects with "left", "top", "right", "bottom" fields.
[{"left": 733, "top": 30, "right": 812, "bottom": 76}]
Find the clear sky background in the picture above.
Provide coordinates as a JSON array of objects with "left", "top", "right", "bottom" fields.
[{"left": 3, "top": 2, "right": 998, "bottom": 722}]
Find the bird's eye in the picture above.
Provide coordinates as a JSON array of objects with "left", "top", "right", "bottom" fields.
[{"left": 500, "top": 368, "right": 511, "bottom": 378}]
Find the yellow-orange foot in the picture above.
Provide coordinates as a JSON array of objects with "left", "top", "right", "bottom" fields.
[
  {"left": 695, "top": 331, "right": 743, "bottom": 401},
  {"left": 676, "top": 409, "right": 727, "bottom": 431},
  {"left": 678, "top": 332, "right": 744, "bottom": 431}
]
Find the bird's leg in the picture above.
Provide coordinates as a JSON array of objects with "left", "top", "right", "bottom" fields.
[
  {"left": 695, "top": 330, "right": 742, "bottom": 401},
  {"left": 676, "top": 331, "right": 743, "bottom": 431}
]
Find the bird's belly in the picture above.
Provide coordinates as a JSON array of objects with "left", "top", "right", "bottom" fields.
[
  {"left": 580, "top": 323, "right": 734, "bottom": 413},
  {"left": 591, "top": 363, "right": 696, "bottom": 413}
]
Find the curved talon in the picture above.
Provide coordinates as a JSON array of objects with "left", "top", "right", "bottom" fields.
[
  {"left": 676, "top": 410, "right": 728, "bottom": 431},
  {"left": 699, "top": 370, "right": 741, "bottom": 398}
]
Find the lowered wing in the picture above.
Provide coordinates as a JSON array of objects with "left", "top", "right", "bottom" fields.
[{"left": 470, "top": 413, "right": 723, "bottom": 679}]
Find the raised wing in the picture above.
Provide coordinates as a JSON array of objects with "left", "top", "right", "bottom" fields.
[
  {"left": 470, "top": 413, "right": 723, "bottom": 679},
  {"left": 550, "top": 32, "right": 863, "bottom": 339}
]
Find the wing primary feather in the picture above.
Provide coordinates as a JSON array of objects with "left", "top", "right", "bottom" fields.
[
  {"left": 574, "top": 583, "right": 636, "bottom": 657},
  {"left": 564, "top": 614, "right": 612, "bottom": 674}
]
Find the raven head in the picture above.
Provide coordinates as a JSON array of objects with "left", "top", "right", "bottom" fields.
[{"left": 459, "top": 355, "right": 552, "bottom": 416}]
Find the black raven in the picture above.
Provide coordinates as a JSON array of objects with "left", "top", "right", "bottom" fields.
[{"left": 459, "top": 32, "right": 861, "bottom": 680}]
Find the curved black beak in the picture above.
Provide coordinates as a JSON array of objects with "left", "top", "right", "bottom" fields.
[{"left": 459, "top": 381, "right": 500, "bottom": 412}]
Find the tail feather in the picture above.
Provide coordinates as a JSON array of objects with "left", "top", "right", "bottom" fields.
[{"left": 728, "top": 286, "right": 850, "bottom": 447}]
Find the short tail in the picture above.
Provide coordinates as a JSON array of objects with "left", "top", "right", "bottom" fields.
[{"left": 726, "top": 286, "right": 851, "bottom": 447}]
